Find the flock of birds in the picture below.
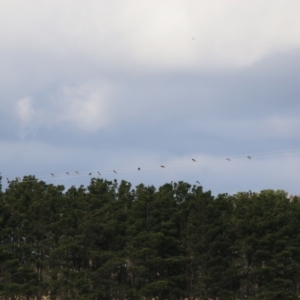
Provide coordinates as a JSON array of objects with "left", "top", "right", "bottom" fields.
[
  {"left": 4, "top": 155, "right": 254, "bottom": 185},
  {"left": 2, "top": 147, "right": 300, "bottom": 186}
]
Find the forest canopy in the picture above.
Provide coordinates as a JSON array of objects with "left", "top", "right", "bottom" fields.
[{"left": 0, "top": 176, "right": 299, "bottom": 300}]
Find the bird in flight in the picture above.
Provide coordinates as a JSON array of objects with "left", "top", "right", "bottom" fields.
[
  {"left": 75, "top": 171, "right": 79, "bottom": 174},
  {"left": 6, "top": 178, "right": 10, "bottom": 184},
  {"left": 247, "top": 156, "right": 251, "bottom": 159},
  {"left": 160, "top": 165, "right": 165, "bottom": 168},
  {"left": 192, "top": 158, "right": 196, "bottom": 162},
  {"left": 196, "top": 181, "right": 201, "bottom": 184},
  {"left": 113, "top": 170, "right": 117, "bottom": 174},
  {"left": 66, "top": 172, "right": 70, "bottom": 175},
  {"left": 51, "top": 173, "right": 54, "bottom": 177},
  {"left": 138, "top": 167, "right": 140, "bottom": 170},
  {"left": 97, "top": 171, "right": 100, "bottom": 175},
  {"left": 89, "top": 173, "right": 92, "bottom": 176},
  {"left": 226, "top": 158, "right": 231, "bottom": 161}
]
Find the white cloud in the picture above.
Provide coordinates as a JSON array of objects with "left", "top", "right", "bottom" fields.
[
  {"left": 14, "top": 82, "right": 113, "bottom": 135},
  {"left": 16, "top": 97, "right": 35, "bottom": 138},
  {"left": 58, "top": 82, "right": 112, "bottom": 132},
  {"left": 0, "top": 1, "right": 300, "bottom": 75}
]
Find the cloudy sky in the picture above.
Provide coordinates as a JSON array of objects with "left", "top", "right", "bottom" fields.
[{"left": 1, "top": 1, "right": 300, "bottom": 195}]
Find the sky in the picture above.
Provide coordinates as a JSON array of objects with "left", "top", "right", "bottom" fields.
[{"left": 1, "top": 1, "right": 300, "bottom": 195}]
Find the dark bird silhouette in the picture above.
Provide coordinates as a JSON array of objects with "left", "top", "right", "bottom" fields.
[
  {"left": 160, "top": 165, "right": 165, "bottom": 168},
  {"left": 89, "top": 173, "right": 92, "bottom": 176},
  {"left": 6, "top": 178, "right": 10, "bottom": 184},
  {"left": 138, "top": 167, "right": 140, "bottom": 170},
  {"left": 66, "top": 172, "right": 70, "bottom": 175},
  {"left": 97, "top": 171, "right": 100, "bottom": 175},
  {"left": 192, "top": 158, "right": 196, "bottom": 162},
  {"left": 247, "top": 156, "right": 252, "bottom": 159},
  {"left": 226, "top": 158, "right": 231, "bottom": 161},
  {"left": 196, "top": 181, "right": 201, "bottom": 184},
  {"left": 113, "top": 170, "right": 117, "bottom": 174},
  {"left": 51, "top": 173, "right": 54, "bottom": 177},
  {"left": 75, "top": 171, "right": 79, "bottom": 174}
]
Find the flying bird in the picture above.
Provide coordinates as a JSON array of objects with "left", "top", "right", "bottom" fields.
[
  {"left": 192, "top": 159, "right": 196, "bottom": 162},
  {"left": 226, "top": 158, "right": 231, "bottom": 161},
  {"left": 138, "top": 167, "right": 140, "bottom": 171},
  {"left": 196, "top": 181, "right": 201, "bottom": 184},
  {"left": 75, "top": 171, "right": 79, "bottom": 174},
  {"left": 6, "top": 178, "right": 10, "bottom": 184},
  {"left": 97, "top": 171, "right": 101, "bottom": 175},
  {"left": 161, "top": 165, "right": 165, "bottom": 168},
  {"left": 247, "top": 156, "right": 252, "bottom": 159},
  {"left": 51, "top": 173, "right": 54, "bottom": 177},
  {"left": 113, "top": 170, "right": 117, "bottom": 174},
  {"left": 66, "top": 172, "right": 70, "bottom": 175},
  {"left": 89, "top": 173, "right": 92, "bottom": 176}
]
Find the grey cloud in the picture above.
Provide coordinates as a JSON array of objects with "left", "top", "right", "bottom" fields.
[{"left": 1, "top": 50, "right": 298, "bottom": 154}]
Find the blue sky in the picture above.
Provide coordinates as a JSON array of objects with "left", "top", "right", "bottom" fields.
[{"left": 1, "top": 1, "right": 300, "bottom": 195}]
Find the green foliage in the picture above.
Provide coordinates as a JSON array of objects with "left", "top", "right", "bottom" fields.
[{"left": 0, "top": 178, "right": 299, "bottom": 299}]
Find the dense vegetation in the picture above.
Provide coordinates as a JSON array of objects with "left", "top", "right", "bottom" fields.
[{"left": 0, "top": 176, "right": 300, "bottom": 300}]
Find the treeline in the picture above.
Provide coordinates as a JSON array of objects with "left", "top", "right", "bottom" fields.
[{"left": 0, "top": 176, "right": 300, "bottom": 300}]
